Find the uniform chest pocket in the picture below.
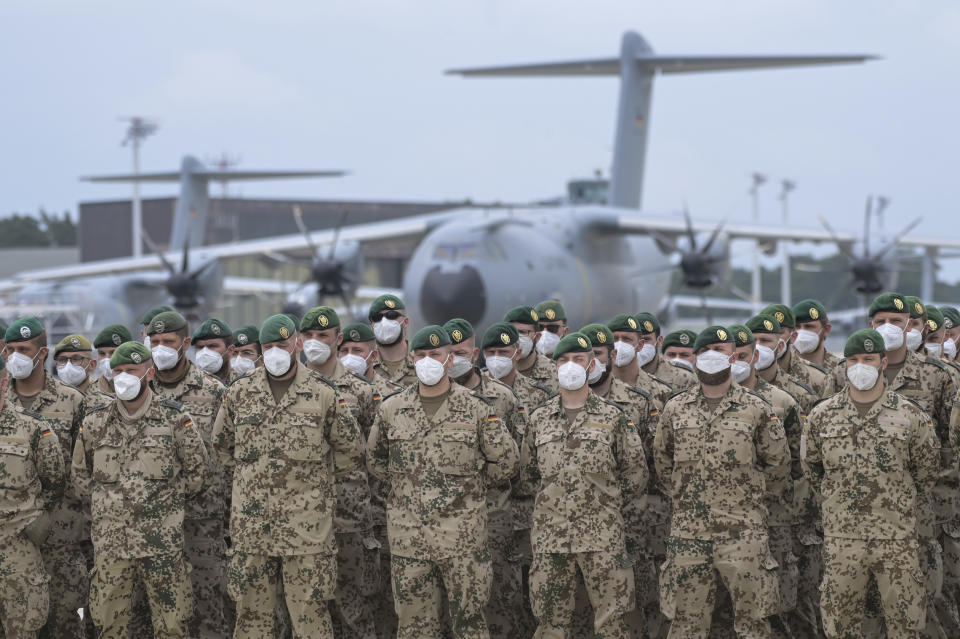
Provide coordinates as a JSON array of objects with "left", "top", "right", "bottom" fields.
[
  {"left": 873, "top": 425, "right": 909, "bottom": 472},
  {"left": 715, "top": 420, "right": 754, "bottom": 466},
  {"left": 0, "top": 442, "right": 33, "bottom": 489},
  {"left": 571, "top": 427, "right": 615, "bottom": 475},
  {"left": 137, "top": 436, "right": 174, "bottom": 480},
  {"left": 285, "top": 411, "right": 330, "bottom": 462},
  {"left": 673, "top": 425, "right": 703, "bottom": 463},
  {"left": 93, "top": 440, "right": 124, "bottom": 484},
  {"left": 819, "top": 425, "right": 852, "bottom": 470},
  {"left": 534, "top": 429, "right": 566, "bottom": 479},
  {"left": 388, "top": 423, "right": 418, "bottom": 474},
  {"left": 438, "top": 425, "right": 479, "bottom": 476}
]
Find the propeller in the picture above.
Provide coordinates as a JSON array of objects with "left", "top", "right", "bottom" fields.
[
  {"left": 140, "top": 227, "right": 215, "bottom": 310},
  {"left": 661, "top": 209, "right": 729, "bottom": 289},
  {"left": 291, "top": 205, "right": 362, "bottom": 316}
]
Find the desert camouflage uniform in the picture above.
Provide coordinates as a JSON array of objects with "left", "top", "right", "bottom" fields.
[
  {"left": 6, "top": 374, "right": 87, "bottom": 639},
  {"left": 373, "top": 352, "right": 418, "bottom": 389},
  {"left": 654, "top": 384, "right": 791, "bottom": 638},
  {"left": 518, "top": 352, "right": 560, "bottom": 395},
  {"left": 94, "top": 375, "right": 115, "bottom": 398},
  {"left": 367, "top": 383, "right": 519, "bottom": 639},
  {"left": 0, "top": 400, "right": 65, "bottom": 638},
  {"left": 72, "top": 393, "right": 207, "bottom": 638},
  {"left": 784, "top": 350, "right": 832, "bottom": 398},
  {"left": 151, "top": 361, "right": 228, "bottom": 639},
  {"left": 821, "top": 350, "right": 842, "bottom": 372},
  {"left": 762, "top": 364, "right": 820, "bottom": 417},
  {"left": 623, "top": 369, "right": 675, "bottom": 410},
  {"left": 802, "top": 390, "right": 940, "bottom": 637},
  {"left": 520, "top": 392, "right": 647, "bottom": 639},
  {"left": 646, "top": 353, "right": 698, "bottom": 391}
]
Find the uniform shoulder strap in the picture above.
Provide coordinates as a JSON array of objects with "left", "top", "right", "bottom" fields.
[
  {"left": 161, "top": 398, "right": 184, "bottom": 411},
  {"left": 471, "top": 391, "right": 495, "bottom": 406},
  {"left": 627, "top": 385, "right": 653, "bottom": 401}
]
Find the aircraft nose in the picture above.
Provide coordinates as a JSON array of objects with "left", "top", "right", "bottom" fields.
[{"left": 420, "top": 265, "right": 487, "bottom": 326}]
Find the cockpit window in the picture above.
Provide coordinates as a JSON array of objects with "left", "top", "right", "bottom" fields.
[{"left": 433, "top": 243, "right": 479, "bottom": 261}]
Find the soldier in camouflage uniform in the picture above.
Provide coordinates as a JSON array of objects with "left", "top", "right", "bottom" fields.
[
  {"left": 213, "top": 314, "right": 364, "bottom": 638},
  {"left": 72, "top": 341, "right": 207, "bottom": 638},
  {"left": 940, "top": 307, "right": 960, "bottom": 364},
  {"left": 146, "top": 311, "right": 229, "bottom": 639},
  {"left": 52, "top": 335, "right": 98, "bottom": 397},
  {"left": 803, "top": 329, "right": 940, "bottom": 638},
  {"left": 654, "top": 326, "right": 791, "bottom": 638},
  {"left": 581, "top": 323, "right": 665, "bottom": 639},
  {"left": 300, "top": 306, "right": 380, "bottom": 639},
  {"left": 192, "top": 318, "right": 235, "bottom": 386},
  {"left": 369, "top": 295, "right": 419, "bottom": 388},
  {"left": 505, "top": 306, "right": 560, "bottom": 395},
  {"left": 609, "top": 313, "right": 675, "bottom": 408},
  {"left": 636, "top": 313, "right": 697, "bottom": 391},
  {"left": 139, "top": 306, "right": 173, "bottom": 349},
  {"left": 92, "top": 324, "right": 133, "bottom": 399},
  {"left": 3, "top": 318, "right": 88, "bottom": 639},
  {"left": 532, "top": 300, "right": 569, "bottom": 359},
  {"left": 520, "top": 331, "right": 647, "bottom": 638},
  {"left": 367, "top": 325, "right": 519, "bottom": 639},
  {"left": 661, "top": 329, "right": 697, "bottom": 373},
  {"left": 749, "top": 315, "right": 820, "bottom": 416},
  {"left": 0, "top": 366, "right": 65, "bottom": 638},
  {"left": 792, "top": 299, "right": 842, "bottom": 372},
  {"left": 228, "top": 325, "right": 261, "bottom": 382},
  {"left": 762, "top": 304, "right": 833, "bottom": 398},
  {"left": 905, "top": 296, "right": 929, "bottom": 356}
]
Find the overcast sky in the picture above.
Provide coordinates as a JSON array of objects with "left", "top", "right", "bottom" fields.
[{"left": 3, "top": 1, "right": 960, "bottom": 274}]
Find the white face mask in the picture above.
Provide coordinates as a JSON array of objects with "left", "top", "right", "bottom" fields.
[
  {"left": 669, "top": 357, "right": 694, "bottom": 371},
  {"left": 587, "top": 359, "right": 606, "bottom": 384},
  {"left": 557, "top": 361, "right": 588, "bottom": 391},
  {"left": 97, "top": 358, "right": 114, "bottom": 381},
  {"left": 696, "top": 349, "right": 732, "bottom": 375},
  {"left": 6, "top": 352, "right": 39, "bottom": 380},
  {"left": 151, "top": 344, "right": 181, "bottom": 371},
  {"left": 613, "top": 341, "right": 636, "bottom": 367},
  {"left": 113, "top": 370, "right": 148, "bottom": 401},
  {"left": 755, "top": 344, "right": 776, "bottom": 370},
  {"left": 415, "top": 355, "right": 448, "bottom": 386},
  {"left": 731, "top": 360, "right": 751, "bottom": 383},
  {"left": 485, "top": 355, "right": 515, "bottom": 380},
  {"left": 776, "top": 338, "right": 789, "bottom": 359},
  {"left": 925, "top": 343, "right": 943, "bottom": 357},
  {"left": 875, "top": 323, "right": 905, "bottom": 351},
  {"left": 636, "top": 343, "right": 656, "bottom": 367},
  {"left": 906, "top": 329, "right": 923, "bottom": 351},
  {"left": 945, "top": 338, "right": 957, "bottom": 359},
  {"left": 230, "top": 356, "right": 257, "bottom": 375},
  {"left": 263, "top": 346, "right": 293, "bottom": 377},
  {"left": 536, "top": 330, "right": 561, "bottom": 356},
  {"left": 142, "top": 335, "right": 151, "bottom": 349},
  {"left": 302, "top": 340, "right": 332, "bottom": 365},
  {"left": 847, "top": 362, "right": 881, "bottom": 391},
  {"left": 448, "top": 355, "right": 474, "bottom": 379},
  {"left": 57, "top": 362, "right": 88, "bottom": 386},
  {"left": 373, "top": 319, "right": 402, "bottom": 344},
  {"left": 793, "top": 329, "right": 821, "bottom": 355},
  {"left": 517, "top": 335, "right": 534, "bottom": 359},
  {"left": 195, "top": 347, "right": 223, "bottom": 374},
  {"left": 340, "top": 353, "right": 371, "bottom": 377}
]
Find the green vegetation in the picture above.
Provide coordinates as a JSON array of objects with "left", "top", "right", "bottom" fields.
[{"left": 0, "top": 210, "right": 77, "bottom": 247}]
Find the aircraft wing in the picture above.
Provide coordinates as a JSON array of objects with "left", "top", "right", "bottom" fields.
[{"left": 82, "top": 169, "right": 347, "bottom": 183}]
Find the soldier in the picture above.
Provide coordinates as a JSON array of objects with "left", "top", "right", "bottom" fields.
[
  {"left": 213, "top": 314, "right": 364, "bottom": 638},
  {"left": 661, "top": 329, "right": 697, "bottom": 372},
  {"left": 52, "top": 335, "right": 98, "bottom": 395},
  {"left": 802, "top": 329, "right": 940, "bottom": 637},
  {"left": 762, "top": 303, "right": 832, "bottom": 397},
  {"left": 368, "top": 294, "right": 418, "bottom": 388},
  {"left": 339, "top": 322, "right": 406, "bottom": 399},
  {"left": 923, "top": 307, "right": 950, "bottom": 360},
  {"left": 747, "top": 314, "right": 820, "bottom": 416},
  {"left": 444, "top": 318, "right": 526, "bottom": 639},
  {"left": 3, "top": 318, "right": 87, "bottom": 639},
  {"left": 792, "top": 299, "right": 841, "bottom": 371},
  {"left": 504, "top": 306, "right": 560, "bottom": 395},
  {"left": 229, "top": 325, "right": 262, "bottom": 381},
  {"left": 367, "top": 325, "right": 519, "bottom": 638},
  {"left": 581, "top": 322, "right": 665, "bottom": 639},
  {"left": 940, "top": 306, "right": 960, "bottom": 362},
  {"left": 93, "top": 324, "right": 133, "bottom": 398},
  {"left": 0, "top": 364, "right": 66, "bottom": 638},
  {"left": 192, "top": 318, "right": 234, "bottom": 386},
  {"left": 654, "top": 325, "right": 791, "bottom": 638},
  {"left": 299, "top": 306, "right": 380, "bottom": 639},
  {"left": 635, "top": 313, "right": 697, "bottom": 390},
  {"left": 146, "top": 311, "right": 229, "bottom": 639},
  {"left": 72, "top": 341, "right": 206, "bottom": 638},
  {"left": 533, "top": 300, "right": 569, "bottom": 358},
  {"left": 609, "top": 313, "right": 674, "bottom": 407},
  {"left": 139, "top": 305, "right": 174, "bottom": 349}
]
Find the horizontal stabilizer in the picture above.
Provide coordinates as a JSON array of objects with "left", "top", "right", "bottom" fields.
[{"left": 82, "top": 169, "right": 347, "bottom": 183}]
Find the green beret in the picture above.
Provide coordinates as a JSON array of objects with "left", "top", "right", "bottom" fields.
[
  {"left": 926, "top": 306, "right": 944, "bottom": 332},
  {"left": 634, "top": 312, "right": 660, "bottom": 335},
  {"left": 747, "top": 313, "right": 781, "bottom": 335},
  {"left": 693, "top": 325, "right": 735, "bottom": 352},
  {"left": 503, "top": 306, "right": 540, "bottom": 326},
  {"left": 844, "top": 329, "right": 885, "bottom": 357},
  {"left": 661, "top": 329, "right": 697, "bottom": 350},
  {"left": 233, "top": 325, "right": 259, "bottom": 347},
  {"left": 410, "top": 325, "right": 451, "bottom": 351},
  {"left": 941, "top": 306, "right": 960, "bottom": 330},
  {"left": 761, "top": 304, "right": 795, "bottom": 328},
  {"left": 146, "top": 311, "right": 187, "bottom": 336},
  {"left": 535, "top": 300, "right": 566, "bottom": 322},
  {"left": 5, "top": 317, "right": 44, "bottom": 343},
  {"left": 341, "top": 323, "right": 374, "bottom": 343},
  {"left": 94, "top": 324, "right": 132, "bottom": 349},
  {"left": 368, "top": 294, "right": 405, "bottom": 321},
  {"left": 140, "top": 305, "right": 174, "bottom": 326},
  {"left": 283, "top": 314, "right": 300, "bottom": 330},
  {"left": 552, "top": 332, "right": 593, "bottom": 361},
  {"left": 868, "top": 292, "right": 908, "bottom": 317},
  {"left": 54, "top": 334, "right": 92, "bottom": 356},
  {"left": 109, "top": 341, "right": 152, "bottom": 368},
  {"left": 442, "top": 318, "right": 474, "bottom": 344},
  {"left": 193, "top": 318, "right": 232, "bottom": 342},
  {"left": 608, "top": 313, "right": 640, "bottom": 333},
  {"left": 260, "top": 314, "right": 297, "bottom": 345},
  {"left": 579, "top": 323, "right": 614, "bottom": 348},
  {"left": 903, "top": 295, "right": 925, "bottom": 319},
  {"left": 728, "top": 324, "right": 755, "bottom": 346},
  {"left": 793, "top": 299, "right": 827, "bottom": 324},
  {"left": 481, "top": 322, "right": 519, "bottom": 350},
  {"left": 300, "top": 306, "right": 340, "bottom": 332}
]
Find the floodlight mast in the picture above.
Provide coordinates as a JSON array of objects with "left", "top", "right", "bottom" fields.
[{"left": 120, "top": 117, "right": 158, "bottom": 258}]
